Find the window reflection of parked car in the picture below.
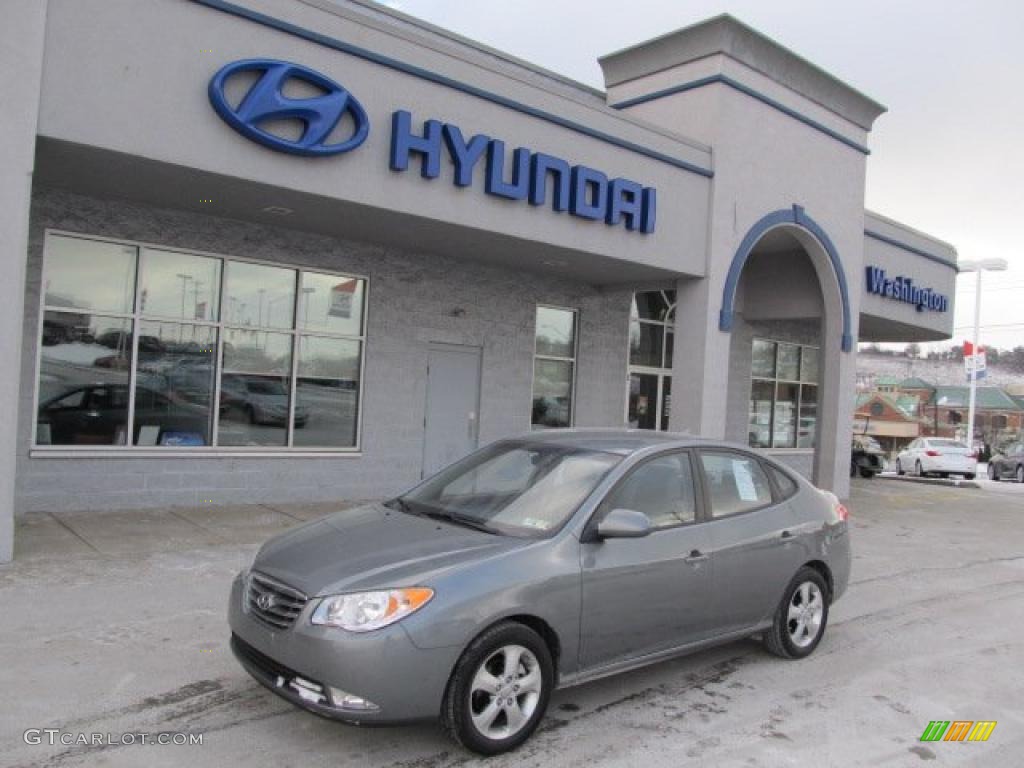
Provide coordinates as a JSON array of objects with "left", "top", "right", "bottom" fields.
[
  {"left": 37, "top": 384, "right": 210, "bottom": 445},
  {"left": 988, "top": 440, "right": 1024, "bottom": 483},
  {"left": 531, "top": 396, "right": 570, "bottom": 428},
  {"left": 220, "top": 374, "right": 308, "bottom": 427}
]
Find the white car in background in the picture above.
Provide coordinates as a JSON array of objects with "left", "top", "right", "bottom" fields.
[{"left": 895, "top": 437, "right": 977, "bottom": 480}]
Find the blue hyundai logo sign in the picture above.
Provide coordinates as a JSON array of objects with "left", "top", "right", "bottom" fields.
[{"left": 208, "top": 59, "right": 369, "bottom": 157}]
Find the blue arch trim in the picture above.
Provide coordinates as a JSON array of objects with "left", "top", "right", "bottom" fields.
[{"left": 719, "top": 205, "right": 853, "bottom": 353}]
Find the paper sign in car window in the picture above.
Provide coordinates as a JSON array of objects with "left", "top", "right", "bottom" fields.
[{"left": 732, "top": 459, "right": 759, "bottom": 501}]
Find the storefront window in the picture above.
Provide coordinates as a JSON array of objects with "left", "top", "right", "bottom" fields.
[
  {"left": 34, "top": 234, "right": 367, "bottom": 451},
  {"left": 748, "top": 338, "right": 819, "bottom": 449},
  {"left": 532, "top": 306, "right": 577, "bottom": 428}
]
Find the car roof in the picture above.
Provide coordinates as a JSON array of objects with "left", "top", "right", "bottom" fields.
[{"left": 506, "top": 428, "right": 739, "bottom": 456}]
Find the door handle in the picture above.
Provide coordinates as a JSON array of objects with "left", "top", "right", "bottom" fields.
[
  {"left": 780, "top": 530, "right": 794, "bottom": 540},
  {"left": 684, "top": 549, "right": 708, "bottom": 564}
]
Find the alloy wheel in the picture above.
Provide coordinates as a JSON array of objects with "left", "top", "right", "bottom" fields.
[
  {"left": 469, "top": 644, "right": 542, "bottom": 740},
  {"left": 787, "top": 582, "right": 824, "bottom": 649}
]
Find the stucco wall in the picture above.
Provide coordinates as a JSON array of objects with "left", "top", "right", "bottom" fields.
[{"left": 16, "top": 188, "right": 632, "bottom": 513}]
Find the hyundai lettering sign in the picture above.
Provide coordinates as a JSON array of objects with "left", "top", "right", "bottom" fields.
[{"left": 209, "top": 59, "right": 657, "bottom": 234}]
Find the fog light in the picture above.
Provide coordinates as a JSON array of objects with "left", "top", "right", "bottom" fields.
[{"left": 329, "top": 687, "right": 379, "bottom": 711}]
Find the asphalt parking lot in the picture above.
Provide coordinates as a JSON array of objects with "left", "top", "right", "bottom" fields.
[{"left": 2, "top": 480, "right": 1022, "bottom": 768}]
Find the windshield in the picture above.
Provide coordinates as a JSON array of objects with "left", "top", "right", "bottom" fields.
[{"left": 396, "top": 440, "right": 622, "bottom": 538}]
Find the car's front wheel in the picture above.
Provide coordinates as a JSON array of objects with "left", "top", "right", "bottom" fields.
[
  {"left": 764, "top": 567, "right": 830, "bottom": 659},
  {"left": 442, "top": 622, "right": 553, "bottom": 755}
]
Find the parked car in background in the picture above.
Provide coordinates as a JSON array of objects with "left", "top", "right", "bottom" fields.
[
  {"left": 220, "top": 374, "right": 308, "bottom": 427},
  {"left": 988, "top": 440, "right": 1024, "bottom": 483},
  {"left": 850, "top": 434, "right": 885, "bottom": 478},
  {"left": 895, "top": 437, "right": 977, "bottom": 480},
  {"left": 229, "top": 430, "right": 850, "bottom": 755}
]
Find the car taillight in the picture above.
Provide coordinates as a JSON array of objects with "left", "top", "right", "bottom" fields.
[
  {"left": 925, "top": 450, "right": 940, "bottom": 457},
  {"left": 820, "top": 490, "right": 848, "bottom": 522}
]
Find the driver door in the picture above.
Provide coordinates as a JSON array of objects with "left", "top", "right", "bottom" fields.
[{"left": 579, "top": 450, "right": 712, "bottom": 671}]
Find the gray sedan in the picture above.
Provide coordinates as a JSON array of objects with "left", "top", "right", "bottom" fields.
[{"left": 228, "top": 430, "right": 850, "bottom": 754}]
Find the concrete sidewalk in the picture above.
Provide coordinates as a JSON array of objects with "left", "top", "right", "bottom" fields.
[{"left": 12, "top": 500, "right": 356, "bottom": 560}]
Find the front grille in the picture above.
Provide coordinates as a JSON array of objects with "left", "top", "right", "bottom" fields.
[{"left": 245, "top": 571, "right": 308, "bottom": 630}]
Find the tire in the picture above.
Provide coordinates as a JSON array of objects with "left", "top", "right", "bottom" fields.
[
  {"left": 916, "top": 460, "right": 924, "bottom": 477},
  {"left": 989, "top": 464, "right": 999, "bottom": 482},
  {"left": 859, "top": 468, "right": 874, "bottom": 479},
  {"left": 1017, "top": 465, "right": 1024, "bottom": 484},
  {"left": 764, "top": 567, "right": 830, "bottom": 659},
  {"left": 964, "top": 474, "right": 976, "bottom": 481},
  {"left": 896, "top": 459, "right": 905, "bottom": 476},
  {"left": 850, "top": 459, "right": 857, "bottom": 478},
  {"left": 442, "top": 621, "right": 554, "bottom": 755}
]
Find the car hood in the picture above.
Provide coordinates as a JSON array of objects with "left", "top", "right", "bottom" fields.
[{"left": 251, "top": 503, "right": 527, "bottom": 596}]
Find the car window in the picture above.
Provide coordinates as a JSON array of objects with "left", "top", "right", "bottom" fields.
[
  {"left": 700, "top": 451, "right": 774, "bottom": 518},
  {"left": 768, "top": 465, "right": 798, "bottom": 499},
  {"left": 46, "top": 390, "right": 86, "bottom": 410},
  {"left": 600, "top": 452, "right": 697, "bottom": 528}
]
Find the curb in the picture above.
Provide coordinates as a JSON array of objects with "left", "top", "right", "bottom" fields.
[{"left": 875, "top": 473, "right": 980, "bottom": 490}]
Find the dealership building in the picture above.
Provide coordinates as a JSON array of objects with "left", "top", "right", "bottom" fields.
[{"left": 1, "top": 0, "right": 958, "bottom": 560}]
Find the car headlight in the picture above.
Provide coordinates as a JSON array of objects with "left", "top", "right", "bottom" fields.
[{"left": 310, "top": 588, "right": 434, "bottom": 632}]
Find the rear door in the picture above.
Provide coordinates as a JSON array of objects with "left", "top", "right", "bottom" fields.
[{"left": 698, "top": 450, "right": 803, "bottom": 635}]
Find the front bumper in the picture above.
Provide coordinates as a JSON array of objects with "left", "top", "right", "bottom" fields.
[{"left": 228, "top": 572, "right": 461, "bottom": 724}]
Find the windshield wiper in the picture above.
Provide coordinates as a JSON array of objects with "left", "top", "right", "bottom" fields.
[{"left": 420, "top": 508, "right": 499, "bottom": 535}]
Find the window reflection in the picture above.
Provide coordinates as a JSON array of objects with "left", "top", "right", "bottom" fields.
[
  {"left": 224, "top": 262, "right": 296, "bottom": 329},
  {"left": 299, "top": 272, "right": 365, "bottom": 336},
  {"left": 292, "top": 337, "right": 361, "bottom": 448},
  {"left": 44, "top": 236, "right": 135, "bottom": 314},
  {"left": 37, "top": 313, "right": 133, "bottom": 445},
  {"left": 133, "top": 322, "right": 217, "bottom": 446},
  {"left": 534, "top": 306, "right": 576, "bottom": 358},
  {"left": 140, "top": 249, "right": 221, "bottom": 321},
  {"left": 532, "top": 359, "right": 573, "bottom": 428},
  {"left": 36, "top": 235, "right": 367, "bottom": 451}
]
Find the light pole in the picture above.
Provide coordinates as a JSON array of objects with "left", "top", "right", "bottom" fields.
[{"left": 958, "top": 258, "right": 1008, "bottom": 451}]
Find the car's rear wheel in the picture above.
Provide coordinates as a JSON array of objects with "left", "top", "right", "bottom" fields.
[
  {"left": 1017, "top": 465, "right": 1024, "bottom": 484},
  {"left": 916, "top": 460, "right": 924, "bottom": 477},
  {"left": 442, "top": 622, "right": 553, "bottom": 755},
  {"left": 989, "top": 464, "right": 999, "bottom": 481},
  {"left": 859, "top": 467, "right": 874, "bottom": 478},
  {"left": 896, "top": 459, "right": 905, "bottom": 476},
  {"left": 764, "top": 567, "right": 830, "bottom": 659}
]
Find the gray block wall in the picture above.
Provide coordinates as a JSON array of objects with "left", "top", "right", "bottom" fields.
[{"left": 16, "top": 188, "right": 632, "bottom": 513}]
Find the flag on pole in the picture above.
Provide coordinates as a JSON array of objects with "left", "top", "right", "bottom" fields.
[{"left": 964, "top": 340, "right": 987, "bottom": 381}]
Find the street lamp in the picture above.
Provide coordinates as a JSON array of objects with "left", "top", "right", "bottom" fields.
[{"left": 957, "top": 258, "right": 1008, "bottom": 450}]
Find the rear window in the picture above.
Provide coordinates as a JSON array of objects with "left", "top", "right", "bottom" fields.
[
  {"left": 768, "top": 466, "right": 799, "bottom": 499},
  {"left": 700, "top": 452, "right": 774, "bottom": 517},
  {"left": 929, "top": 439, "right": 967, "bottom": 449}
]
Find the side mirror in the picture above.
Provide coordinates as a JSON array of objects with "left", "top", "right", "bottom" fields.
[{"left": 596, "top": 508, "right": 652, "bottom": 540}]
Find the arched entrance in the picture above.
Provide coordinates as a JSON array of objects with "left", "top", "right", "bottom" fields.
[{"left": 718, "top": 206, "right": 850, "bottom": 488}]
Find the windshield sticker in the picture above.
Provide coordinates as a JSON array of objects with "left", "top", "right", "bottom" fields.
[
  {"left": 521, "top": 517, "right": 551, "bottom": 530},
  {"left": 733, "top": 460, "right": 759, "bottom": 501}
]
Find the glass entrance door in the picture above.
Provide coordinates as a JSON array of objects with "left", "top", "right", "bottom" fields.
[
  {"left": 626, "top": 290, "right": 676, "bottom": 431},
  {"left": 627, "top": 373, "right": 672, "bottom": 431}
]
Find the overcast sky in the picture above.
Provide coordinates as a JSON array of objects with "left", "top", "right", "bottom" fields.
[{"left": 375, "top": 0, "right": 1024, "bottom": 351}]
